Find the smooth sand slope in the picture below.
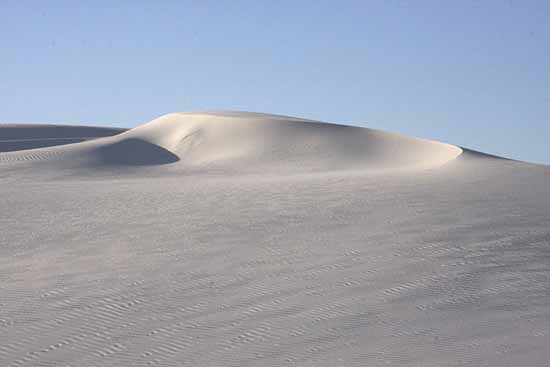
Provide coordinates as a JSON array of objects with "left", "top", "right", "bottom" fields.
[
  {"left": 1, "top": 112, "right": 549, "bottom": 366},
  {"left": 0, "top": 124, "right": 125, "bottom": 153}
]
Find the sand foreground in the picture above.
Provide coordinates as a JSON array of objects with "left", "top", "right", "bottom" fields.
[{"left": 1, "top": 112, "right": 549, "bottom": 366}]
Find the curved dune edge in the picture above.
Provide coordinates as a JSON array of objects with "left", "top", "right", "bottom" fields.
[{"left": 0, "top": 111, "right": 464, "bottom": 173}]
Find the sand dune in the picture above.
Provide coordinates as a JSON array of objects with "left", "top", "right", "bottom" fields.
[
  {"left": 1, "top": 111, "right": 462, "bottom": 173},
  {"left": 1, "top": 111, "right": 549, "bottom": 366},
  {"left": 0, "top": 124, "right": 125, "bottom": 153}
]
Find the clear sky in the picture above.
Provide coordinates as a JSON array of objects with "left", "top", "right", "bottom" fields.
[{"left": 1, "top": 1, "right": 549, "bottom": 163}]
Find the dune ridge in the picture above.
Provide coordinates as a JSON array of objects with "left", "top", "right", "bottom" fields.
[
  {"left": 0, "top": 124, "right": 125, "bottom": 153},
  {"left": 0, "top": 111, "right": 463, "bottom": 173}
]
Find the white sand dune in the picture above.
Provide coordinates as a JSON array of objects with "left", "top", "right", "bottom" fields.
[
  {"left": 1, "top": 112, "right": 462, "bottom": 173},
  {"left": 1, "top": 111, "right": 549, "bottom": 366},
  {"left": 0, "top": 124, "right": 125, "bottom": 153}
]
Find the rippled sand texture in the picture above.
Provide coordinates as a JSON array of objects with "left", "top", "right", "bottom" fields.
[{"left": 1, "top": 112, "right": 549, "bottom": 366}]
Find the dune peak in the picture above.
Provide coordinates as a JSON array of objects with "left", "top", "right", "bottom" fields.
[{"left": 0, "top": 111, "right": 463, "bottom": 173}]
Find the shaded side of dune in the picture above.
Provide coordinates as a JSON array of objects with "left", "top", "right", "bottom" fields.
[{"left": 94, "top": 138, "right": 180, "bottom": 166}]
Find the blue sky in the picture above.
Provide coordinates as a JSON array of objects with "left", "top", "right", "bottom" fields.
[{"left": 2, "top": 1, "right": 549, "bottom": 163}]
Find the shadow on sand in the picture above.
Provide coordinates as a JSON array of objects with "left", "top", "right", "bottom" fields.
[{"left": 96, "top": 138, "right": 179, "bottom": 166}]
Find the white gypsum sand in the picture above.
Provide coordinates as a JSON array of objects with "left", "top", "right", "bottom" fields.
[{"left": 1, "top": 111, "right": 549, "bottom": 366}]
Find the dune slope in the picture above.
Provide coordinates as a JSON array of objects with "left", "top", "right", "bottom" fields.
[
  {"left": 1, "top": 112, "right": 549, "bottom": 367},
  {"left": 0, "top": 124, "right": 125, "bottom": 153}
]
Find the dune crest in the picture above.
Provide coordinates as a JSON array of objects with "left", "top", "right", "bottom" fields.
[
  {"left": 1, "top": 111, "right": 463, "bottom": 173},
  {"left": 120, "top": 112, "right": 463, "bottom": 171}
]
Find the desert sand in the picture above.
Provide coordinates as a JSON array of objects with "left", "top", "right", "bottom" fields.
[{"left": 1, "top": 111, "right": 549, "bottom": 366}]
